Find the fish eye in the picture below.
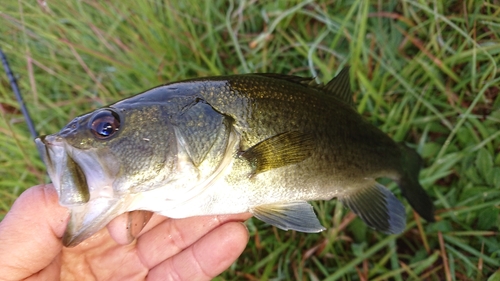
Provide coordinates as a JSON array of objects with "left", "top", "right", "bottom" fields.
[{"left": 89, "top": 109, "right": 121, "bottom": 140}]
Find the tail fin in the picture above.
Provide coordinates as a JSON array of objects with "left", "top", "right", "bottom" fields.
[{"left": 397, "top": 144, "right": 435, "bottom": 222}]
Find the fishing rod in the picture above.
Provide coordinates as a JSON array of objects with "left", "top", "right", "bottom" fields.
[{"left": 0, "top": 48, "right": 38, "bottom": 139}]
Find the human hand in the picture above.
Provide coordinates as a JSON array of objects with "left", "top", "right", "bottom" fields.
[{"left": 0, "top": 184, "right": 251, "bottom": 280}]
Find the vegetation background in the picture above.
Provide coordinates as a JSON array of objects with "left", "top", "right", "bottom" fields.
[{"left": 1, "top": 0, "right": 499, "bottom": 280}]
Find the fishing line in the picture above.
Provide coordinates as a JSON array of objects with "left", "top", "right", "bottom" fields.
[{"left": 0, "top": 48, "right": 38, "bottom": 139}]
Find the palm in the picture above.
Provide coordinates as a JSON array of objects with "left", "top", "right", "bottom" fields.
[
  {"left": 61, "top": 225, "right": 149, "bottom": 280},
  {"left": 0, "top": 185, "right": 250, "bottom": 281},
  {"left": 59, "top": 213, "right": 251, "bottom": 280}
]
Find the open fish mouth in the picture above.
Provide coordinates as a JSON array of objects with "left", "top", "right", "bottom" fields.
[
  {"left": 36, "top": 135, "right": 90, "bottom": 205},
  {"left": 35, "top": 135, "right": 123, "bottom": 247}
]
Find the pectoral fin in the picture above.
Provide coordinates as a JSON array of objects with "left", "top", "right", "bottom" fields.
[
  {"left": 251, "top": 201, "right": 326, "bottom": 233},
  {"left": 340, "top": 182, "right": 406, "bottom": 234},
  {"left": 239, "top": 131, "right": 314, "bottom": 174}
]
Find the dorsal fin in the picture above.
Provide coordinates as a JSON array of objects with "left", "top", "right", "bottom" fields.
[
  {"left": 252, "top": 67, "right": 354, "bottom": 107},
  {"left": 252, "top": 73, "right": 317, "bottom": 86},
  {"left": 321, "top": 67, "right": 354, "bottom": 107}
]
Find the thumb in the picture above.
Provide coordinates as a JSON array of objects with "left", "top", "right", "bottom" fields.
[{"left": 0, "top": 184, "right": 69, "bottom": 280}]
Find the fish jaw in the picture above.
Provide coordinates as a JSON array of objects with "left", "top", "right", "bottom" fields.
[
  {"left": 35, "top": 134, "right": 125, "bottom": 247},
  {"left": 62, "top": 197, "right": 122, "bottom": 246},
  {"left": 36, "top": 135, "right": 91, "bottom": 205}
]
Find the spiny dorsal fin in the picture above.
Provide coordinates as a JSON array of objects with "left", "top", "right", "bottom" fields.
[
  {"left": 252, "top": 73, "right": 317, "bottom": 86},
  {"left": 253, "top": 68, "right": 354, "bottom": 107},
  {"left": 239, "top": 131, "right": 314, "bottom": 175},
  {"left": 321, "top": 67, "right": 354, "bottom": 107}
]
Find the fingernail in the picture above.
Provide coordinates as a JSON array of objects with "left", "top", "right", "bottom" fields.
[{"left": 127, "top": 210, "right": 154, "bottom": 241}]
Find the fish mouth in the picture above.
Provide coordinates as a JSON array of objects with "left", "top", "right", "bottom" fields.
[
  {"left": 36, "top": 135, "right": 124, "bottom": 247},
  {"left": 36, "top": 135, "right": 90, "bottom": 205}
]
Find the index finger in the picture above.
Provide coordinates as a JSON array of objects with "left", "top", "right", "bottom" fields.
[{"left": 136, "top": 213, "right": 252, "bottom": 270}]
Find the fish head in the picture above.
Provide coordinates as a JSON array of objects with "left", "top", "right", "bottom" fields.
[{"left": 35, "top": 104, "right": 178, "bottom": 247}]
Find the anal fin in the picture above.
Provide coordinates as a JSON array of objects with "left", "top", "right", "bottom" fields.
[
  {"left": 340, "top": 182, "right": 406, "bottom": 234},
  {"left": 251, "top": 201, "right": 325, "bottom": 233}
]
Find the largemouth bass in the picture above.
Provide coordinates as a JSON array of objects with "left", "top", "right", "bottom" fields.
[{"left": 36, "top": 68, "right": 435, "bottom": 247}]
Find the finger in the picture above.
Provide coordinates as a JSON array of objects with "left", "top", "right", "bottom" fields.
[
  {"left": 106, "top": 210, "right": 154, "bottom": 245},
  {"left": 147, "top": 222, "right": 249, "bottom": 281},
  {"left": 136, "top": 213, "right": 251, "bottom": 269},
  {"left": 136, "top": 213, "right": 168, "bottom": 235},
  {"left": 0, "top": 184, "right": 69, "bottom": 280}
]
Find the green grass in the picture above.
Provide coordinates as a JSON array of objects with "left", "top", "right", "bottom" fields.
[{"left": 1, "top": 0, "right": 499, "bottom": 280}]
